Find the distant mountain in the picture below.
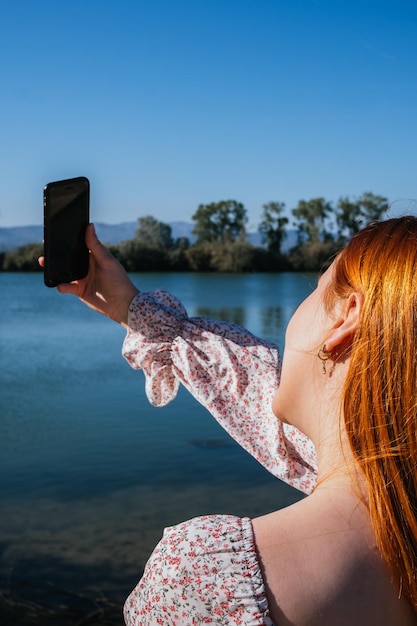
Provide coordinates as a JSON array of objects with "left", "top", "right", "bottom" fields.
[
  {"left": 0, "top": 221, "right": 297, "bottom": 252},
  {"left": 0, "top": 221, "right": 191, "bottom": 252},
  {"left": 0, "top": 225, "right": 43, "bottom": 252}
]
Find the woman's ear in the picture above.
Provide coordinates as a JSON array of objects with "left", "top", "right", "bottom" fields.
[{"left": 324, "top": 292, "right": 363, "bottom": 355}]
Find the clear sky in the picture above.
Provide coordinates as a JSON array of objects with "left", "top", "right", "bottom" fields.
[{"left": 1, "top": 0, "right": 416, "bottom": 228}]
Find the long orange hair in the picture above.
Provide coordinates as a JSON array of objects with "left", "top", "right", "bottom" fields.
[{"left": 329, "top": 216, "right": 417, "bottom": 610}]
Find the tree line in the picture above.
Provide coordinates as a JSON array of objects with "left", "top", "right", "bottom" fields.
[{"left": 1, "top": 192, "right": 389, "bottom": 273}]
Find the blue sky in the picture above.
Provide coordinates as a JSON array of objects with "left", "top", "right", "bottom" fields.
[{"left": 1, "top": 0, "right": 416, "bottom": 228}]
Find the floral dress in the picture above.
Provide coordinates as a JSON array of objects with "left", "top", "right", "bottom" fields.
[{"left": 121, "top": 290, "right": 317, "bottom": 625}]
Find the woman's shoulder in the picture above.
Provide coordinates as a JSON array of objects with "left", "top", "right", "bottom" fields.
[
  {"left": 124, "top": 514, "right": 275, "bottom": 625},
  {"left": 252, "top": 494, "right": 417, "bottom": 626}
]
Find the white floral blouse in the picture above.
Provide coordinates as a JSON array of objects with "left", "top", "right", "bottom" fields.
[{"left": 122, "top": 290, "right": 317, "bottom": 625}]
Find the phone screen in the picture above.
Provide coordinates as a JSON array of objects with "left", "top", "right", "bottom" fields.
[{"left": 43, "top": 176, "right": 90, "bottom": 287}]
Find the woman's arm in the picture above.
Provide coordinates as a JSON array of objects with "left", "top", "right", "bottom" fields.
[{"left": 123, "top": 289, "right": 318, "bottom": 493}]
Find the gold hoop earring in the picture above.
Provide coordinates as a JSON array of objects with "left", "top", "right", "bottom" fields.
[{"left": 317, "top": 344, "right": 332, "bottom": 374}]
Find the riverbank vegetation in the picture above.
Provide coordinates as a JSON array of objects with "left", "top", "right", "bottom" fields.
[{"left": 1, "top": 192, "right": 389, "bottom": 273}]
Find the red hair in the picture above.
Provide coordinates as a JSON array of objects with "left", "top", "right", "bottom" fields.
[{"left": 331, "top": 216, "right": 417, "bottom": 610}]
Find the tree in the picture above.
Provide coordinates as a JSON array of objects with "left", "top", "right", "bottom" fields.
[
  {"left": 185, "top": 240, "right": 258, "bottom": 272},
  {"left": 258, "top": 201, "right": 288, "bottom": 253},
  {"left": 110, "top": 239, "right": 170, "bottom": 271},
  {"left": 335, "top": 197, "right": 362, "bottom": 240},
  {"left": 288, "top": 240, "right": 340, "bottom": 272},
  {"left": 135, "top": 215, "right": 174, "bottom": 249},
  {"left": 336, "top": 192, "right": 389, "bottom": 240},
  {"left": 358, "top": 192, "right": 389, "bottom": 225},
  {"left": 292, "top": 198, "right": 333, "bottom": 244},
  {"left": 192, "top": 200, "right": 247, "bottom": 244},
  {"left": 2, "top": 243, "right": 44, "bottom": 271},
  {"left": 210, "top": 241, "right": 257, "bottom": 272},
  {"left": 174, "top": 236, "right": 190, "bottom": 250}
]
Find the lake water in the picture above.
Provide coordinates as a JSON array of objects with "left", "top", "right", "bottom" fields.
[{"left": 0, "top": 271, "right": 316, "bottom": 625}]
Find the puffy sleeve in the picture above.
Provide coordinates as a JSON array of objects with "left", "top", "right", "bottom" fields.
[
  {"left": 122, "top": 290, "right": 317, "bottom": 494},
  {"left": 123, "top": 514, "right": 275, "bottom": 626}
]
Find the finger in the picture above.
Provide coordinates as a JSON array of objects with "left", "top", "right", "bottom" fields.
[
  {"left": 57, "top": 282, "right": 82, "bottom": 295},
  {"left": 86, "top": 223, "right": 115, "bottom": 264},
  {"left": 38, "top": 256, "right": 45, "bottom": 268}
]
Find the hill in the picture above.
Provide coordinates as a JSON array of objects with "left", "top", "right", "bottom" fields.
[
  {"left": 0, "top": 222, "right": 297, "bottom": 252},
  {"left": 0, "top": 221, "right": 194, "bottom": 252}
]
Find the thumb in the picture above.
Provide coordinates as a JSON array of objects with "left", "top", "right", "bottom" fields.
[{"left": 86, "top": 223, "right": 114, "bottom": 265}]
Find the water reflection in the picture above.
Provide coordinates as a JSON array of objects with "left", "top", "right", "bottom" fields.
[
  {"left": 194, "top": 304, "right": 286, "bottom": 345},
  {"left": 195, "top": 306, "right": 246, "bottom": 327},
  {"left": 260, "top": 306, "right": 285, "bottom": 341}
]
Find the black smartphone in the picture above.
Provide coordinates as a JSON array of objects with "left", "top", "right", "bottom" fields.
[{"left": 43, "top": 176, "right": 90, "bottom": 287}]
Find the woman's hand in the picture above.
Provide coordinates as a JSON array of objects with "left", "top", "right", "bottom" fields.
[{"left": 39, "top": 223, "right": 139, "bottom": 327}]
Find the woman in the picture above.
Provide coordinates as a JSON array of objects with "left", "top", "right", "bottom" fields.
[{"left": 40, "top": 216, "right": 417, "bottom": 624}]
